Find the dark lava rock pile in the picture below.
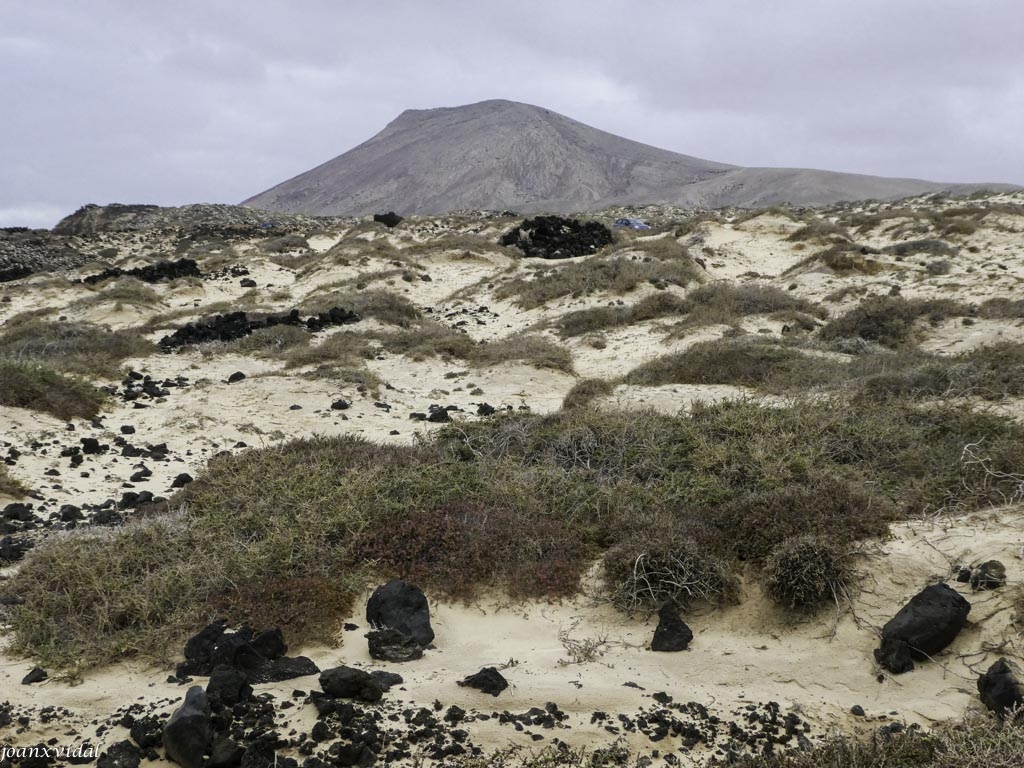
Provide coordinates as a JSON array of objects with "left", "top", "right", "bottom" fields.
[
  {"left": 174, "top": 621, "right": 319, "bottom": 685},
  {"left": 500, "top": 216, "right": 614, "bottom": 259},
  {"left": 78, "top": 258, "right": 201, "bottom": 285},
  {"left": 373, "top": 212, "right": 403, "bottom": 228},
  {"left": 0, "top": 227, "right": 91, "bottom": 282},
  {"left": 159, "top": 307, "right": 360, "bottom": 349}
]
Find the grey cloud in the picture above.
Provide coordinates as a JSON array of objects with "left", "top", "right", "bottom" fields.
[{"left": 2, "top": 0, "right": 1022, "bottom": 227}]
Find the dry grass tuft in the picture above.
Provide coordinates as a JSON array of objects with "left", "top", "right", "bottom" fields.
[{"left": 0, "top": 360, "right": 108, "bottom": 420}]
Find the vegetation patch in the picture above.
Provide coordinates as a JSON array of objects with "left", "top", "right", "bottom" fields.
[
  {"left": 762, "top": 535, "right": 855, "bottom": 611},
  {"left": 298, "top": 288, "right": 421, "bottom": 327},
  {"left": 496, "top": 253, "right": 701, "bottom": 309},
  {"left": 555, "top": 292, "right": 689, "bottom": 338},
  {"left": 0, "top": 360, "right": 108, "bottom": 420},
  {"left": 819, "top": 296, "right": 970, "bottom": 348},
  {"left": 562, "top": 378, "right": 617, "bottom": 409},
  {"left": 668, "top": 283, "right": 826, "bottom": 335},
  {"left": 786, "top": 219, "right": 850, "bottom": 242},
  {"left": 623, "top": 339, "right": 837, "bottom": 391},
  {"left": 0, "top": 465, "right": 29, "bottom": 498},
  {"left": 11, "top": 398, "right": 1024, "bottom": 668},
  {"left": 0, "top": 318, "right": 156, "bottom": 378}
]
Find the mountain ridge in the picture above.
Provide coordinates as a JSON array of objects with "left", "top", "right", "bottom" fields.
[{"left": 242, "top": 99, "right": 1017, "bottom": 215}]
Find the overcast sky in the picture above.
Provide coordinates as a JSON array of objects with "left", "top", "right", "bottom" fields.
[{"left": 3, "top": 0, "right": 1022, "bottom": 227}]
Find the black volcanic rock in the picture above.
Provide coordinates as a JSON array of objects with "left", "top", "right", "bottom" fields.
[
  {"left": 978, "top": 658, "right": 1024, "bottom": 716},
  {"left": 651, "top": 602, "right": 693, "bottom": 652},
  {"left": 373, "top": 212, "right": 403, "bottom": 227},
  {"left": 971, "top": 560, "right": 1007, "bottom": 591},
  {"left": 159, "top": 307, "right": 359, "bottom": 349},
  {"left": 501, "top": 216, "right": 613, "bottom": 259},
  {"left": 366, "top": 579, "right": 434, "bottom": 646},
  {"left": 206, "top": 665, "right": 253, "bottom": 706},
  {"left": 97, "top": 740, "right": 142, "bottom": 768},
  {"left": 319, "top": 665, "right": 384, "bottom": 702},
  {"left": 163, "top": 686, "right": 212, "bottom": 768},
  {"left": 457, "top": 666, "right": 507, "bottom": 696},
  {"left": 80, "top": 258, "right": 201, "bottom": 285},
  {"left": 874, "top": 583, "right": 971, "bottom": 673},
  {"left": 366, "top": 628, "right": 423, "bottom": 662}
]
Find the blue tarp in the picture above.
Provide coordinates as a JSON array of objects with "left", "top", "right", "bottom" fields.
[{"left": 613, "top": 217, "right": 650, "bottom": 230}]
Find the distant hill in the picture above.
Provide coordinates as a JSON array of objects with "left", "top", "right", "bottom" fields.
[{"left": 242, "top": 99, "right": 1016, "bottom": 215}]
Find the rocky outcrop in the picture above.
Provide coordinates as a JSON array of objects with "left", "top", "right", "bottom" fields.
[
  {"left": 158, "top": 307, "right": 360, "bottom": 349},
  {"left": 500, "top": 216, "right": 613, "bottom": 259},
  {"left": 79, "top": 258, "right": 201, "bottom": 285},
  {"left": 0, "top": 228, "right": 90, "bottom": 281}
]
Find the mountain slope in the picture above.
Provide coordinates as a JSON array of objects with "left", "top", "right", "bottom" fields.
[{"left": 243, "top": 100, "right": 1015, "bottom": 215}]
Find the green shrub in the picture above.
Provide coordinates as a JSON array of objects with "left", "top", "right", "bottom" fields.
[
  {"left": 979, "top": 297, "right": 1024, "bottom": 318},
  {"left": 223, "top": 324, "right": 311, "bottom": 356},
  {"left": 496, "top": 254, "right": 701, "bottom": 309},
  {"left": 471, "top": 334, "right": 573, "bottom": 373},
  {"left": 281, "top": 331, "right": 376, "bottom": 370},
  {"left": 555, "top": 292, "right": 689, "bottom": 337},
  {"left": 786, "top": 219, "right": 850, "bottom": 242},
  {"left": 762, "top": 535, "right": 854, "bottom": 610},
  {"left": 299, "top": 288, "right": 421, "bottom": 327},
  {"left": 623, "top": 339, "right": 838, "bottom": 391},
  {"left": 0, "top": 319, "right": 156, "bottom": 378},
  {"left": 602, "top": 528, "right": 739, "bottom": 611},
  {"left": 562, "top": 378, "right": 616, "bottom": 409},
  {"left": 819, "top": 296, "right": 970, "bottom": 348},
  {"left": 669, "top": 283, "right": 826, "bottom": 334},
  {"left": 74, "top": 277, "right": 160, "bottom": 309},
  {"left": 0, "top": 360, "right": 107, "bottom": 420},
  {"left": 0, "top": 465, "right": 29, "bottom": 498}
]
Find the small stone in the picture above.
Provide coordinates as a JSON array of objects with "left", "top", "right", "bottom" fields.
[{"left": 22, "top": 666, "right": 47, "bottom": 685}]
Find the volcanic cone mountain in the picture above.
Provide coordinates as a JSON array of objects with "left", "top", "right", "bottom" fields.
[{"left": 242, "top": 99, "right": 1015, "bottom": 215}]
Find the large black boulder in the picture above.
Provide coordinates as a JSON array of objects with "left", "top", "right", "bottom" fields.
[
  {"left": 373, "top": 212, "right": 403, "bottom": 228},
  {"left": 978, "top": 658, "right": 1024, "bottom": 716},
  {"left": 873, "top": 583, "right": 971, "bottom": 673},
  {"left": 366, "top": 628, "right": 423, "bottom": 662},
  {"left": 163, "top": 686, "right": 212, "bottom": 768},
  {"left": 651, "top": 603, "right": 694, "bottom": 652},
  {"left": 206, "top": 664, "right": 253, "bottom": 707},
  {"left": 457, "top": 666, "right": 508, "bottom": 696},
  {"left": 366, "top": 579, "right": 434, "bottom": 647},
  {"left": 319, "top": 665, "right": 384, "bottom": 702},
  {"left": 500, "top": 216, "right": 614, "bottom": 259}
]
